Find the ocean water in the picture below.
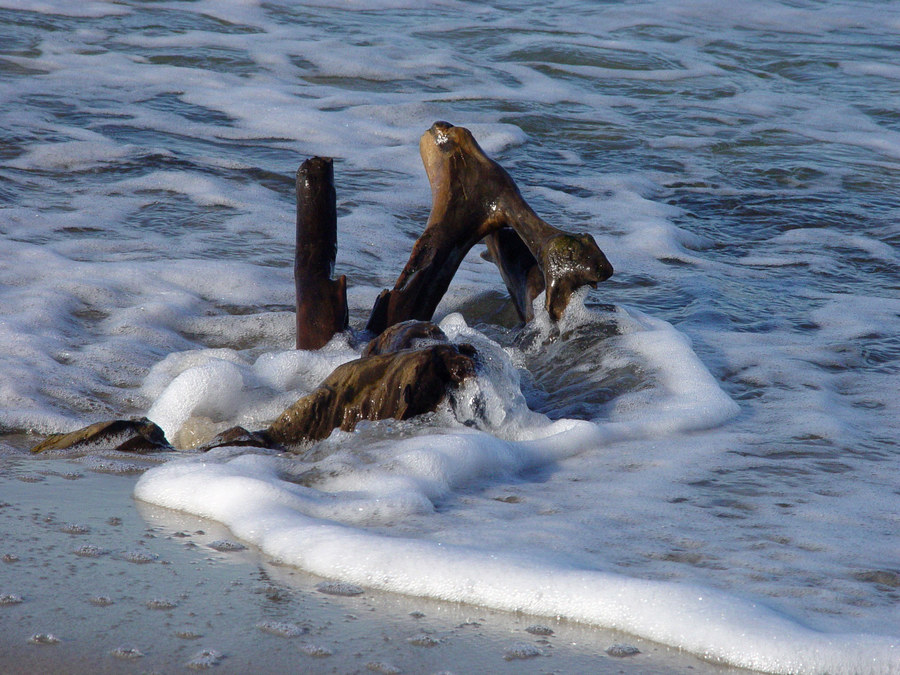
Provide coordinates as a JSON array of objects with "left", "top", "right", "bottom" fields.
[{"left": 1, "top": 1, "right": 898, "bottom": 673}]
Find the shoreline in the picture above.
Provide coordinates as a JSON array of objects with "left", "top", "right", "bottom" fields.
[{"left": 0, "top": 453, "right": 754, "bottom": 675}]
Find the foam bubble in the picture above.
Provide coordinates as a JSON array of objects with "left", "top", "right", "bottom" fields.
[
  {"left": 118, "top": 551, "right": 159, "bottom": 564},
  {"left": 147, "top": 359, "right": 246, "bottom": 442},
  {"left": 299, "top": 642, "right": 333, "bottom": 658},
  {"left": 407, "top": 633, "right": 442, "bottom": 647},
  {"left": 503, "top": 642, "right": 542, "bottom": 660},
  {"left": 28, "top": 633, "right": 60, "bottom": 645}
]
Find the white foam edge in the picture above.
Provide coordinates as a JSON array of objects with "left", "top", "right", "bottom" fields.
[{"left": 134, "top": 450, "right": 897, "bottom": 675}]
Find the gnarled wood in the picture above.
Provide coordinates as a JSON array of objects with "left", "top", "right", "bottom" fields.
[
  {"left": 31, "top": 128, "right": 612, "bottom": 456},
  {"left": 295, "top": 156, "right": 348, "bottom": 350},
  {"left": 367, "top": 122, "right": 613, "bottom": 333},
  {"left": 194, "top": 322, "right": 475, "bottom": 452},
  {"left": 266, "top": 343, "right": 476, "bottom": 446}
]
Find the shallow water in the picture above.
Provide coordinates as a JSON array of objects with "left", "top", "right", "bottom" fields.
[{"left": 1, "top": 1, "right": 898, "bottom": 673}]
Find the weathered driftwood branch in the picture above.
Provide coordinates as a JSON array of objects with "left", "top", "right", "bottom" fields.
[
  {"left": 295, "top": 156, "right": 348, "bottom": 350},
  {"left": 367, "top": 121, "right": 613, "bottom": 333}
]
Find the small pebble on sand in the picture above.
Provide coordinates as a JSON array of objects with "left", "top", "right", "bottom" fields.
[
  {"left": 606, "top": 643, "right": 640, "bottom": 657},
  {"left": 525, "top": 624, "right": 554, "bottom": 636},
  {"left": 503, "top": 642, "right": 542, "bottom": 660},
  {"left": 299, "top": 642, "right": 333, "bottom": 658},
  {"left": 256, "top": 621, "right": 307, "bottom": 638},
  {"left": 316, "top": 580, "right": 364, "bottom": 596}
]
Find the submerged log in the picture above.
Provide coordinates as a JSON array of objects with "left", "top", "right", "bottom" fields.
[
  {"left": 295, "top": 156, "right": 348, "bottom": 350},
  {"left": 367, "top": 121, "right": 613, "bottom": 333},
  {"left": 30, "top": 417, "right": 172, "bottom": 454},
  {"left": 196, "top": 321, "right": 475, "bottom": 451},
  {"left": 265, "top": 342, "right": 476, "bottom": 446},
  {"left": 30, "top": 323, "right": 475, "bottom": 454}
]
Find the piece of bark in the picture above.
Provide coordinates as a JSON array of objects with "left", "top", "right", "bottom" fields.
[
  {"left": 295, "top": 156, "right": 349, "bottom": 350},
  {"left": 266, "top": 343, "right": 476, "bottom": 446},
  {"left": 366, "top": 122, "right": 613, "bottom": 333},
  {"left": 30, "top": 417, "right": 172, "bottom": 454}
]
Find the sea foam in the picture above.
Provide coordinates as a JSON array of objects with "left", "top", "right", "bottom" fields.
[
  {"left": 135, "top": 446, "right": 896, "bottom": 675},
  {"left": 132, "top": 309, "right": 895, "bottom": 675}
]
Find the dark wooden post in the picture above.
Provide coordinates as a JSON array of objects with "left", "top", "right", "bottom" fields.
[{"left": 295, "top": 157, "right": 348, "bottom": 350}]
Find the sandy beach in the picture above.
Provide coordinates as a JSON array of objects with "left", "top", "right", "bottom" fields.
[{"left": 0, "top": 452, "right": 753, "bottom": 675}]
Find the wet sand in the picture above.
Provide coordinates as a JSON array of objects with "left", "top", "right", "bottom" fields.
[{"left": 0, "top": 453, "right": 757, "bottom": 675}]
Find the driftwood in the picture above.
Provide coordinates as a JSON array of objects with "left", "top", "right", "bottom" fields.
[
  {"left": 366, "top": 121, "right": 613, "bottom": 333},
  {"left": 30, "top": 418, "right": 171, "bottom": 454},
  {"left": 266, "top": 340, "right": 476, "bottom": 445},
  {"left": 295, "top": 156, "right": 348, "bottom": 350},
  {"left": 30, "top": 122, "right": 614, "bottom": 453},
  {"left": 196, "top": 322, "right": 475, "bottom": 451},
  {"left": 361, "top": 319, "right": 450, "bottom": 357}
]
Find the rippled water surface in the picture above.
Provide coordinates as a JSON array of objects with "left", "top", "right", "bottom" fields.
[{"left": 1, "top": 1, "right": 898, "bottom": 673}]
